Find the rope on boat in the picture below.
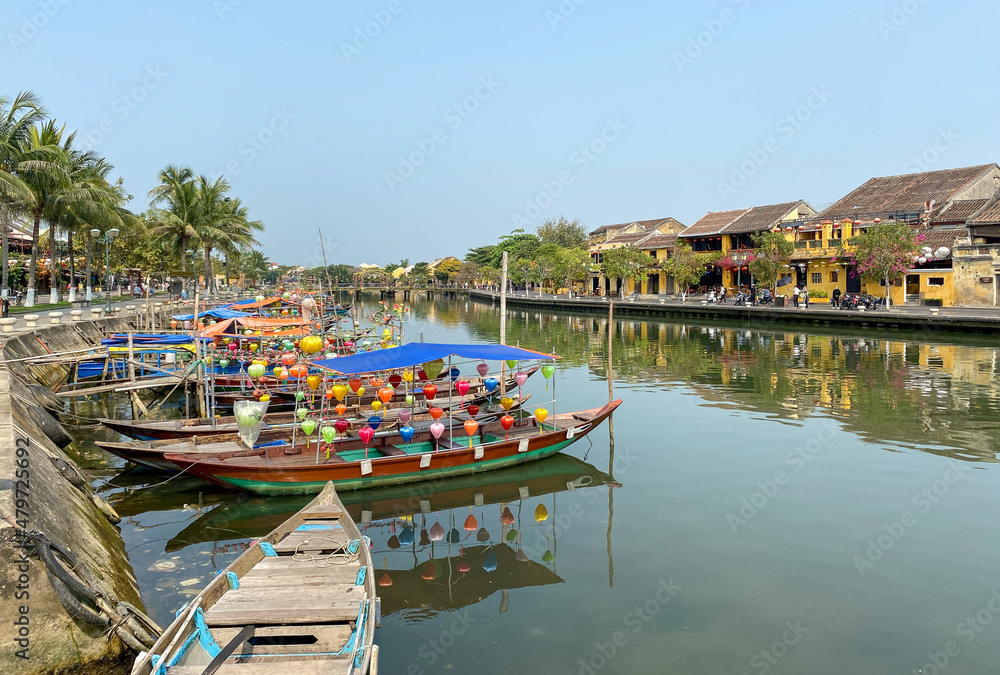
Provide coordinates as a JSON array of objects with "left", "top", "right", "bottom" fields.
[{"left": 291, "top": 536, "right": 364, "bottom": 568}]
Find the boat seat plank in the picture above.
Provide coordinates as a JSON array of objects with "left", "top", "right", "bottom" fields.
[
  {"left": 251, "top": 556, "right": 360, "bottom": 573},
  {"left": 167, "top": 658, "right": 351, "bottom": 674},
  {"left": 237, "top": 569, "right": 361, "bottom": 587},
  {"left": 210, "top": 623, "right": 354, "bottom": 657},
  {"left": 272, "top": 527, "right": 346, "bottom": 554},
  {"left": 299, "top": 505, "right": 343, "bottom": 519},
  {"left": 203, "top": 584, "right": 363, "bottom": 627},
  {"left": 380, "top": 446, "right": 407, "bottom": 457}
]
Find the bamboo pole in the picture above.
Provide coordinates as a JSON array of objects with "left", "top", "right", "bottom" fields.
[{"left": 500, "top": 251, "right": 508, "bottom": 398}]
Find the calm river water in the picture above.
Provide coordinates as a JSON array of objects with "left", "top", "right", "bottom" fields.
[{"left": 72, "top": 294, "right": 1000, "bottom": 674}]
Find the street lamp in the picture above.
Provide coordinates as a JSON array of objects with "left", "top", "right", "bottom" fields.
[
  {"left": 732, "top": 249, "right": 749, "bottom": 291},
  {"left": 90, "top": 228, "right": 119, "bottom": 313},
  {"left": 186, "top": 249, "right": 196, "bottom": 301}
]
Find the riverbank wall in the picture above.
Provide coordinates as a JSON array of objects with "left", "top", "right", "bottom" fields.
[
  {"left": 466, "top": 291, "right": 1000, "bottom": 334},
  {"left": 0, "top": 312, "right": 169, "bottom": 674}
]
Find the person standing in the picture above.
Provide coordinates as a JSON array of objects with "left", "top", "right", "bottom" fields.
[
  {"left": 792, "top": 285, "right": 800, "bottom": 308},
  {"left": 832, "top": 287, "right": 841, "bottom": 309},
  {"left": 750, "top": 284, "right": 757, "bottom": 307},
  {"left": 803, "top": 286, "right": 810, "bottom": 308}
]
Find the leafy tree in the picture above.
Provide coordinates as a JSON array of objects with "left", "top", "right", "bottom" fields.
[
  {"left": 0, "top": 91, "right": 48, "bottom": 298},
  {"left": 412, "top": 261, "right": 430, "bottom": 282},
  {"left": 748, "top": 230, "right": 794, "bottom": 291},
  {"left": 534, "top": 243, "right": 561, "bottom": 294},
  {"left": 455, "top": 261, "right": 479, "bottom": 286},
  {"left": 434, "top": 258, "right": 462, "bottom": 283},
  {"left": 663, "top": 241, "right": 720, "bottom": 302},
  {"left": 847, "top": 221, "right": 917, "bottom": 309},
  {"left": 465, "top": 244, "right": 497, "bottom": 266},
  {"left": 537, "top": 216, "right": 587, "bottom": 249},
  {"left": 496, "top": 229, "right": 540, "bottom": 265},
  {"left": 555, "top": 247, "right": 591, "bottom": 296},
  {"left": 600, "top": 246, "right": 652, "bottom": 298}
]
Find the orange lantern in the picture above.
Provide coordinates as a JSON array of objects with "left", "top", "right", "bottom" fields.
[
  {"left": 335, "top": 403, "right": 347, "bottom": 416},
  {"left": 378, "top": 387, "right": 393, "bottom": 405},
  {"left": 429, "top": 407, "right": 444, "bottom": 421}
]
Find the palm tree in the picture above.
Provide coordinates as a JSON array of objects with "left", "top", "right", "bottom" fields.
[
  {"left": 0, "top": 92, "right": 48, "bottom": 299},
  {"left": 148, "top": 165, "right": 198, "bottom": 272},
  {"left": 16, "top": 120, "right": 69, "bottom": 306}
]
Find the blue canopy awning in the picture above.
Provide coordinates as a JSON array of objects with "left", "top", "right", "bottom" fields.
[
  {"left": 312, "top": 342, "right": 557, "bottom": 375},
  {"left": 171, "top": 308, "right": 254, "bottom": 321}
]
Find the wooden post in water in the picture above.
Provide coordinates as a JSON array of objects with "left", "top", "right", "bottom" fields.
[
  {"left": 606, "top": 299, "right": 615, "bottom": 587},
  {"left": 127, "top": 333, "right": 138, "bottom": 419},
  {"left": 500, "top": 251, "right": 508, "bottom": 397}
]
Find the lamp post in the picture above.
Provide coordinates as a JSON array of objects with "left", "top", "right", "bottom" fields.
[
  {"left": 733, "top": 249, "right": 748, "bottom": 291},
  {"left": 90, "top": 228, "right": 119, "bottom": 313},
  {"left": 186, "top": 249, "right": 196, "bottom": 301}
]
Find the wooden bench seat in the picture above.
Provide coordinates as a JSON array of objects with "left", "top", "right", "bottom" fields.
[
  {"left": 167, "top": 657, "right": 352, "bottom": 674},
  {"left": 203, "top": 583, "right": 363, "bottom": 627}
]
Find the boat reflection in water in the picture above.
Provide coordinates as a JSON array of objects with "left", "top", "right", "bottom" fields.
[{"left": 159, "top": 453, "right": 617, "bottom": 620}]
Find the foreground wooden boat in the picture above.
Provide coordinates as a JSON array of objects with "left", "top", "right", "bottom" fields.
[
  {"left": 100, "top": 394, "right": 531, "bottom": 443},
  {"left": 163, "top": 400, "right": 622, "bottom": 495},
  {"left": 129, "top": 481, "right": 378, "bottom": 675}
]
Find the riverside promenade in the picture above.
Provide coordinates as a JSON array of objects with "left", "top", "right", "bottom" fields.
[{"left": 466, "top": 290, "right": 1000, "bottom": 334}]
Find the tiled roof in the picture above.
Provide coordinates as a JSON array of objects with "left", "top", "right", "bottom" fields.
[
  {"left": 724, "top": 201, "right": 809, "bottom": 235},
  {"left": 678, "top": 209, "right": 745, "bottom": 238},
  {"left": 918, "top": 229, "right": 963, "bottom": 251},
  {"left": 970, "top": 200, "right": 1000, "bottom": 224},
  {"left": 931, "top": 199, "right": 989, "bottom": 224},
  {"left": 636, "top": 233, "right": 677, "bottom": 250},
  {"left": 605, "top": 230, "right": 655, "bottom": 246},
  {"left": 589, "top": 217, "right": 678, "bottom": 236},
  {"left": 817, "top": 164, "right": 998, "bottom": 221}
]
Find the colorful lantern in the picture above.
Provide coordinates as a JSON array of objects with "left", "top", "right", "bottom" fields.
[{"left": 423, "top": 384, "right": 438, "bottom": 400}]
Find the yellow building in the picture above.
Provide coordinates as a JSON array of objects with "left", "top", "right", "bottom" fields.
[
  {"left": 676, "top": 200, "right": 816, "bottom": 293},
  {"left": 781, "top": 163, "right": 1000, "bottom": 306},
  {"left": 589, "top": 217, "right": 684, "bottom": 295}
]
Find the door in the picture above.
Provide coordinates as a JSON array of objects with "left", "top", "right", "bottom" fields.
[
  {"left": 906, "top": 274, "right": 920, "bottom": 304},
  {"left": 846, "top": 266, "right": 861, "bottom": 293},
  {"left": 647, "top": 274, "right": 659, "bottom": 295}
]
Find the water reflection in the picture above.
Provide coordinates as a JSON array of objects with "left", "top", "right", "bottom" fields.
[{"left": 455, "top": 297, "right": 1000, "bottom": 462}]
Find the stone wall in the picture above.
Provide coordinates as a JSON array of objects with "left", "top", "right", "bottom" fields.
[{"left": 953, "top": 244, "right": 999, "bottom": 307}]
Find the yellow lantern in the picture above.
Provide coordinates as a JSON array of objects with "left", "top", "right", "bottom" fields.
[
  {"left": 371, "top": 400, "right": 383, "bottom": 413},
  {"left": 534, "top": 407, "right": 549, "bottom": 433},
  {"left": 300, "top": 335, "right": 323, "bottom": 354},
  {"left": 248, "top": 342, "right": 259, "bottom": 352},
  {"left": 306, "top": 375, "right": 321, "bottom": 391},
  {"left": 402, "top": 371, "right": 414, "bottom": 383},
  {"left": 356, "top": 386, "right": 366, "bottom": 398},
  {"left": 332, "top": 384, "right": 347, "bottom": 401},
  {"left": 500, "top": 397, "right": 514, "bottom": 411}
]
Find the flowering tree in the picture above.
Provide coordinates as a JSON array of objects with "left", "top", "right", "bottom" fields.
[
  {"left": 600, "top": 245, "right": 651, "bottom": 298},
  {"left": 747, "top": 231, "right": 794, "bottom": 291},
  {"left": 663, "top": 242, "right": 721, "bottom": 302},
  {"left": 847, "top": 221, "right": 917, "bottom": 309}
]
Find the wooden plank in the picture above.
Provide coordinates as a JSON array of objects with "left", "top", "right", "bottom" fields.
[
  {"left": 203, "top": 584, "right": 363, "bottom": 627},
  {"left": 210, "top": 623, "right": 353, "bottom": 657},
  {"left": 238, "top": 569, "right": 360, "bottom": 587},
  {"left": 168, "top": 658, "right": 351, "bottom": 674},
  {"left": 299, "top": 506, "right": 344, "bottom": 519},
  {"left": 251, "top": 556, "right": 360, "bottom": 573},
  {"left": 272, "top": 527, "right": 346, "bottom": 554}
]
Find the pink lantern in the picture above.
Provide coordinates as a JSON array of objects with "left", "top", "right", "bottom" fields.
[
  {"left": 514, "top": 372, "right": 528, "bottom": 387},
  {"left": 456, "top": 380, "right": 470, "bottom": 397},
  {"left": 477, "top": 363, "right": 489, "bottom": 377}
]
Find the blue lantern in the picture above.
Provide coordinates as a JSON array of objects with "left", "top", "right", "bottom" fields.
[
  {"left": 399, "top": 425, "right": 415, "bottom": 443},
  {"left": 368, "top": 415, "right": 383, "bottom": 431},
  {"left": 483, "top": 377, "right": 498, "bottom": 393}
]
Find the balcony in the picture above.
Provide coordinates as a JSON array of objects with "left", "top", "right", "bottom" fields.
[
  {"left": 808, "top": 240, "right": 823, "bottom": 248},
  {"left": 794, "top": 241, "right": 807, "bottom": 249}
]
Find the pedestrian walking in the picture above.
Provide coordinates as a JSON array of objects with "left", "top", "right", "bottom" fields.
[
  {"left": 832, "top": 287, "right": 841, "bottom": 309},
  {"left": 792, "top": 285, "right": 800, "bottom": 308}
]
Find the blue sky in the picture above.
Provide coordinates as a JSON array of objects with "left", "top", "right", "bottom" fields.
[{"left": 5, "top": 0, "right": 997, "bottom": 266}]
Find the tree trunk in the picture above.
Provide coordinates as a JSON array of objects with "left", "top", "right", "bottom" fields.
[
  {"left": 85, "top": 229, "right": 93, "bottom": 301},
  {"left": 885, "top": 275, "right": 891, "bottom": 310},
  {"left": 1, "top": 201, "right": 10, "bottom": 298},
  {"left": 48, "top": 222, "right": 58, "bottom": 304},
  {"left": 26, "top": 211, "right": 41, "bottom": 307},
  {"left": 67, "top": 229, "right": 76, "bottom": 302},
  {"left": 204, "top": 244, "right": 214, "bottom": 297}
]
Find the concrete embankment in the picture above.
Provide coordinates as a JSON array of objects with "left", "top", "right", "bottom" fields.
[
  {"left": 467, "top": 290, "right": 1000, "bottom": 334},
  {"left": 0, "top": 314, "right": 160, "bottom": 674}
]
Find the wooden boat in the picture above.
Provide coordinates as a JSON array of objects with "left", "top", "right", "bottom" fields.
[
  {"left": 210, "top": 365, "right": 540, "bottom": 407},
  {"left": 100, "top": 395, "right": 530, "bottom": 442},
  {"left": 129, "top": 481, "right": 378, "bottom": 675},
  {"left": 162, "top": 400, "right": 622, "bottom": 495},
  {"left": 96, "top": 396, "right": 532, "bottom": 470}
]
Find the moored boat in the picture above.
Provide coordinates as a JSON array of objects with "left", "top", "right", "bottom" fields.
[{"left": 129, "top": 481, "right": 378, "bottom": 674}]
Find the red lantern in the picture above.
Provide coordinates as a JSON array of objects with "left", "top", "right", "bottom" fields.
[
  {"left": 388, "top": 373, "right": 402, "bottom": 388},
  {"left": 467, "top": 404, "right": 480, "bottom": 417},
  {"left": 417, "top": 369, "right": 428, "bottom": 381},
  {"left": 500, "top": 415, "right": 514, "bottom": 431},
  {"left": 423, "top": 384, "right": 438, "bottom": 400},
  {"left": 429, "top": 407, "right": 444, "bottom": 420}
]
